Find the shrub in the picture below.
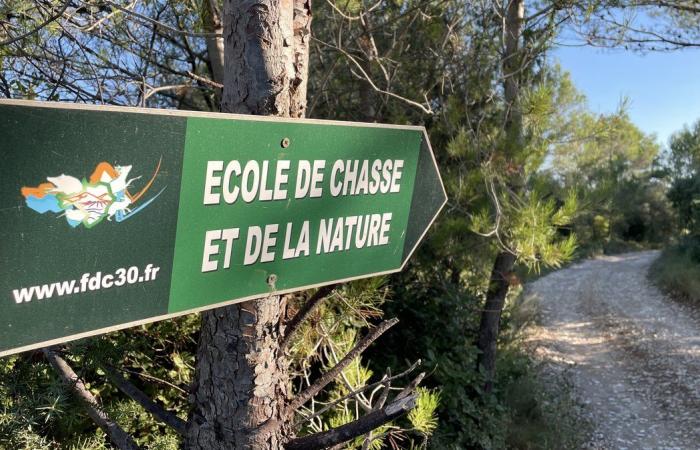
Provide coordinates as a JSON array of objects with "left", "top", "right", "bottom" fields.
[{"left": 650, "top": 244, "right": 700, "bottom": 303}]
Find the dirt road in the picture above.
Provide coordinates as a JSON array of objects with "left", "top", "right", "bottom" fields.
[{"left": 524, "top": 251, "right": 700, "bottom": 449}]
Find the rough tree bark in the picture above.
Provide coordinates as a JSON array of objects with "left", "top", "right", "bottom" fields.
[
  {"left": 219, "top": 0, "right": 311, "bottom": 117},
  {"left": 184, "top": 1, "right": 312, "bottom": 448},
  {"left": 475, "top": 251, "right": 516, "bottom": 390},
  {"left": 290, "top": 0, "right": 312, "bottom": 118},
  {"left": 475, "top": 0, "right": 524, "bottom": 392},
  {"left": 185, "top": 299, "right": 290, "bottom": 449}
]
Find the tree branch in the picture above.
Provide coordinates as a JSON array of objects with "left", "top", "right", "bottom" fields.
[
  {"left": 293, "top": 360, "right": 422, "bottom": 427},
  {"left": 186, "top": 70, "right": 223, "bottom": 88},
  {"left": 0, "top": 0, "right": 71, "bottom": 46},
  {"left": 42, "top": 347, "right": 141, "bottom": 450},
  {"left": 280, "top": 284, "right": 337, "bottom": 350},
  {"left": 287, "top": 318, "right": 399, "bottom": 414},
  {"left": 640, "top": 0, "right": 700, "bottom": 14},
  {"left": 396, "top": 371, "right": 426, "bottom": 400},
  {"left": 103, "top": 365, "right": 187, "bottom": 436},
  {"left": 311, "top": 37, "right": 434, "bottom": 114},
  {"left": 285, "top": 394, "right": 417, "bottom": 450},
  {"left": 102, "top": 0, "right": 221, "bottom": 38},
  {"left": 119, "top": 366, "right": 188, "bottom": 396}
]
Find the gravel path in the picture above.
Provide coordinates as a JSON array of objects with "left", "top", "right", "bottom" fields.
[{"left": 524, "top": 251, "right": 700, "bottom": 449}]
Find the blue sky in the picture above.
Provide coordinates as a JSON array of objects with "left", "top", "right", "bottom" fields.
[{"left": 552, "top": 45, "right": 700, "bottom": 147}]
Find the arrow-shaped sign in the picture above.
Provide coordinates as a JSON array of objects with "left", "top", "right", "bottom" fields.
[{"left": 0, "top": 100, "right": 446, "bottom": 357}]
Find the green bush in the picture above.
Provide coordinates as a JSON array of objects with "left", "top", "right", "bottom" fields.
[
  {"left": 497, "top": 347, "right": 589, "bottom": 450},
  {"left": 603, "top": 238, "right": 648, "bottom": 255},
  {"left": 651, "top": 244, "right": 700, "bottom": 303},
  {"left": 368, "top": 266, "right": 590, "bottom": 449},
  {"left": 0, "top": 315, "right": 198, "bottom": 449}
]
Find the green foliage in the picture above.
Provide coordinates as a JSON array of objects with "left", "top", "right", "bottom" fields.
[
  {"left": 379, "top": 267, "right": 592, "bottom": 449},
  {"left": 289, "top": 279, "right": 440, "bottom": 448},
  {"left": 408, "top": 388, "right": 440, "bottom": 435},
  {"left": 0, "top": 279, "right": 440, "bottom": 449},
  {"left": 0, "top": 315, "right": 198, "bottom": 449},
  {"left": 543, "top": 102, "right": 674, "bottom": 255},
  {"left": 667, "top": 120, "right": 700, "bottom": 180},
  {"left": 592, "top": 214, "right": 610, "bottom": 240},
  {"left": 313, "top": 5, "right": 611, "bottom": 447},
  {"left": 666, "top": 120, "right": 700, "bottom": 239},
  {"left": 378, "top": 271, "right": 506, "bottom": 448},
  {"left": 668, "top": 176, "right": 700, "bottom": 235},
  {"left": 496, "top": 347, "right": 590, "bottom": 450},
  {"left": 507, "top": 191, "right": 578, "bottom": 271},
  {"left": 651, "top": 243, "right": 700, "bottom": 303},
  {"left": 661, "top": 119, "right": 700, "bottom": 305},
  {"left": 287, "top": 278, "right": 387, "bottom": 370}
]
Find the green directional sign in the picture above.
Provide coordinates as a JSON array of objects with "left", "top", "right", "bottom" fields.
[{"left": 0, "top": 100, "right": 446, "bottom": 357}]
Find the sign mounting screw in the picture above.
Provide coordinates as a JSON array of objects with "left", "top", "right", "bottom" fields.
[{"left": 281, "top": 137, "right": 290, "bottom": 148}]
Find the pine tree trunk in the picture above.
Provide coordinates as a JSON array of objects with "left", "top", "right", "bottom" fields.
[
  {"left": 474, "top": 0, "right": 523, "bottom": 392},
  {"left": 475, "top": 251, "right": 516, "bottom": 391},
  {"left": 502, "top": 0, "right": 524, "bottom": 154},
  {"left": 184, "top": 1, "right": 311, "bottom": 448},
  {"left": 184, "top": 298, "right": 289, "bottom": 449}
]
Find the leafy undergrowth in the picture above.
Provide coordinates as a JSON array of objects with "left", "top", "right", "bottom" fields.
[
  {"left": 650, "top": 244, "right": 700, "bottom": 303},
  {"left": 497, "top": 347, "right": 590, "bottom": 450},
  {"left": 495, "top": 290, "right": 591, "bottom": 450},
  {"left": 0, "top": 315, "right": 198, "bottom": 450},
  {"left": 377, "top": 271, "right": 591, "bottom": 449}
]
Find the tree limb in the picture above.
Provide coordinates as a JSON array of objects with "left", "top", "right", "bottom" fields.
[
  {"left": 102, "top": 0, "right": 221, "bottom": 38},
  {"left": 0, "top": 0, "right": 71, "bottom": 46},
  {"left": 103, "top": 365, "right": 187, "bottom": 436},
  {"left": 187, "top": 70, "right": 223, "bottom": 88},
  {"left": 361, "top": 368, "right": 392, "bottom": 449},
  {"left": 639, "top": 0, "right": 700, "bottom": 14},
  {"left": 396, "top": 372, "right": 426, "bottom": 400},
  {"left": 293, "top": 360, "right": 422, "bottom": 427},
  {"left": 280, "top": 284, "right": 337, "bottom": 350},
  {"left": 284, "top": 394, "right": 417, "bottom": 450},
  {"left": 311, "top": 37, "right": 434, "bottom": 114},
  {"left": 119, "top": 366, "right": 188, "bottom": 396},
  {"left": 287, "top": 318, "right": 398, "bottom": 414},
  {"left": 42, "top": 347, "right": 141, "bottom": 450}
]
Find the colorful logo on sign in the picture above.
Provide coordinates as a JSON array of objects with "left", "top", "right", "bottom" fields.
[{"left": 21, "top": 159, "right": 165, "bottom": 228}]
